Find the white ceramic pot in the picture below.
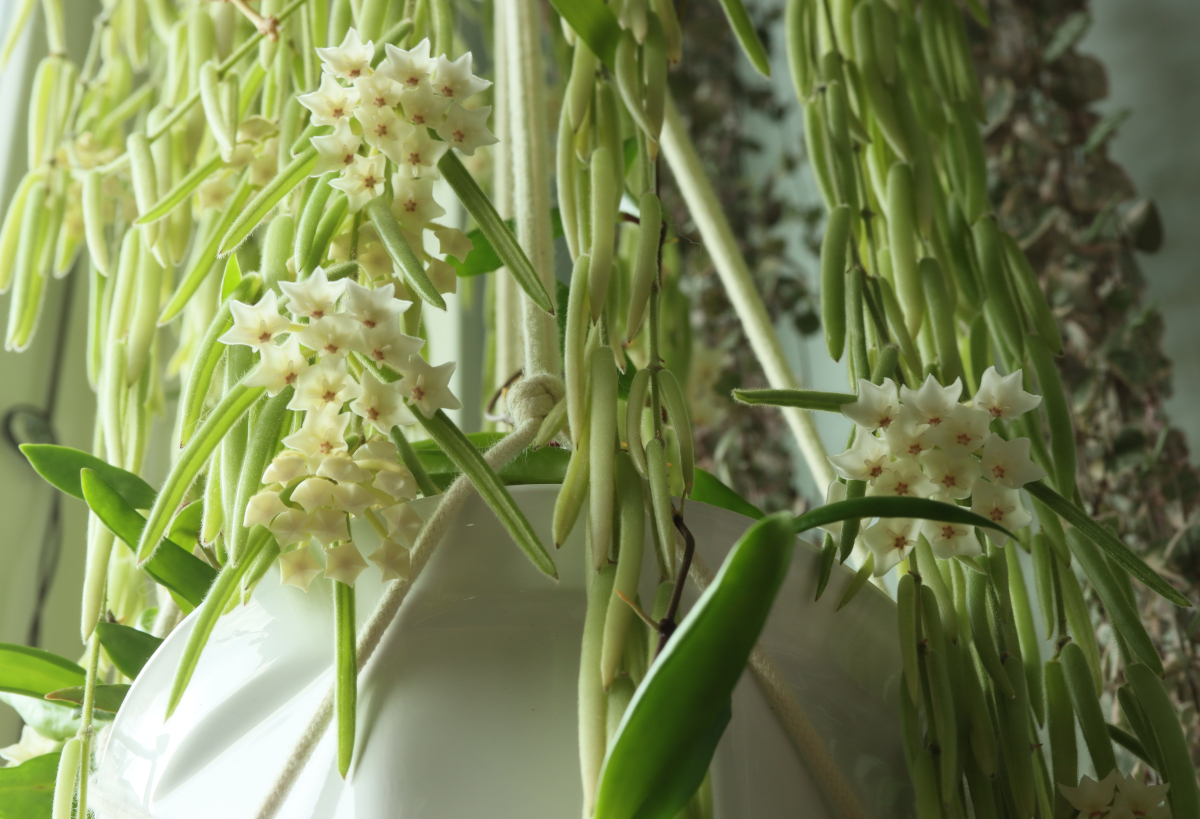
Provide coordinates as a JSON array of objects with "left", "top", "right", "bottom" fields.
[{"left": 93, "top": 485, "right": 912, "bottom": 818}]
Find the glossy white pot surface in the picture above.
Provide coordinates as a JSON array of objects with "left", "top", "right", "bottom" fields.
[{"left": 95, "top": 485, "right": 911, "bottom": 818}]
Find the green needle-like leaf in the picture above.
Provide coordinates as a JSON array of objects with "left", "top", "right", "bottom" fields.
[
  {"left": 794, "top": 495, "right": 1012, "bottom": 540},
  {"left": 364, "top": 196, "right": 446, "bottom": 310},
  {"left": 0, "top": 645, "right": 84, "bottom": 699},
  {"left": 133, "top": 153, "right": 223, "bottom": 225},
  {"left": 20, "top": 443, "right": 157, "bottom": 509},
  {"left": 218, "top": 147, "right": 317, "bottom": 257},
  {"left": 94, "top": 622, "right": 162, "bottom": 680},
  {"left": 733, "top": 388, "right": 856, "bottom": 413}
]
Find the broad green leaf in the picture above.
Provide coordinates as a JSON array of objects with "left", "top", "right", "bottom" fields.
[
  {"left": 447, "top": 209, "right": 565, "bottom": 278},
  {"left": 1025, "top": 480, "right": 1189, "bottom": 607},
  {"left": 168, "top": 500, "right": 205, "bottom": 551},
  {"left": 20, "top": 443, "right": 156, "bottom": 508},
  {"left": 548, "top": 0, "right": 621, "bottom": 68},
  {"left": 691, "top": 468, "right": 764, "bottom": 520},
  {"left": 0, "top": 693, "right": 105, "bottom": 741},
  {"left": 0, "top": 644, "right": 84, "bottom": 699},
  {"left": 0, "top": 751, "right": 59, "bottom": 819},
  {"left": 45, "top": 684, "right": 130, "bottom": 713},
  {"left": 81, "top": 469, "right": 218, "bottom": 608},
  {"left": 732, "top": 388, "right": 856, "bottom": 413},
  {"left": 94, "top": 622, "right": 163, "bottom": 680},
  {"left": 595, "top": 513, "right": 795, "bottom": 819},
  {"left": 794, "top": 496, "right": 1012, "bottom": 540}
]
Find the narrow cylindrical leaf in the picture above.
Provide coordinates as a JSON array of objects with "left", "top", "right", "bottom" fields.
[
  {"left": 220, "top": 147, "right": 317, "bottom": 257},
  {"left": 600, "top": 455, "right": 645, "bottom": 689},
  {"left": 1059, "top": 641, "right": 1117, "bottom": 778},
  {"left": 334, "top": 580, "right": 356, "bottom": 778},
  {"left": 589, "top": 346, "right": 619, "bottom": 572},
  {"left": 364, "top": 196, "right": 446, "bottom": 310}
]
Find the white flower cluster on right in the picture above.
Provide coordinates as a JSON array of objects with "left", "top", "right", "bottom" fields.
[
  {"left": 1059, "top": 770, "right": 1171, "bottom": 819},
  {"left": 823, "top": 367, "right": 1047, "bottom": 575}
]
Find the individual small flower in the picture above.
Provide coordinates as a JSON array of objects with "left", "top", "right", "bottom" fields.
[
  {"left": 280, "top": 266, "right": 347, "bottom": 320},
  {"left": 292, "top": 477, "right": 337, "bottom": 513},
  {"left": 297, "top": 314, "right": 360, "bottom": 357},
  {"left": 1059, "top": 772, "right": 1120, "bottom": 819},
  {"left": 883, "top": 413, "right": 932, "bottom": 461},
  {"left": 921, "top": 516, "right": 981, "bottom": 560},
  {"left": 863, "top": 518, "right": 919, "bottom": 576},
  {"left": 931, "top": 404, "right": 992, "bottom": 454},
  {"left": 391, "top": 175, "right": 446, "bottom": 229},
  {"left": 919, "top": 449, "right": 983, "bottom": 499},
  {"left": 324, "top": 542, "right": 369, "bottom": 584},
  {"left": 381, "top": 39, "right": 433, "bottom": 89},
  {"left": 315, "top": 453, "right": 370, "bottom": 483},
  {"left": 244, "top": 490, "right": 288, "bottom": 528},
  {"left": 310, "top": 120, "right": 363, "bottom": 177},
  {"left": 436, "top": 102, "right": 498, "bottom": 155},
  {"left": 974, "top": 366, "right": 1042, "bottom": 420},
  {"left": 344, "top": 280, "right": 411, "bottom": 329},
  {"left": 279, "top": 546, "right": 323, "bottom": 591},
  {"left": 268, "top": 508, "right": 313, "bottom": 548},
  {"left": 282, "top": 408, "right": 351, "bottom": 461},
  {"left": 979, "top": 435, "right": 1047, "bottom": 489},
  {"left": 237, "top": 116, "right": 279, "bottom": 145},
  {"left": 308, "top": 507, "right": 351, "bottom": 546},
  {"left": 869, "top": 459, "right": 935, "bottom": 498},
  {"left": 245, "top": 336, "right": 310, "bottom": 396},
  {"left": 374, "top": 467, "right": 418, "bottom": 502},
  {"left": 354, "top": 325, "right": 424, "bottom": 372},
  {"left": 355, "top": 441, "right": 399, "bottom": 464},
  {"left": 841, "top": 378, "right": 901, "bottom": 432},
  {"left": 316, "top": 29, "right": 374, "bottom": 81},
  {"left": 331, "top": 482, "right": 376, "bottom": 516},
  {"left": 431, "top": 52, "right": 491, "bottom": 100},
  {"left": 352, "top": 368, "right": 417, "bottom": 433},
  {"left": 357, "top": 240, "right": 398, "bottom": 282},
  {"left": 330, "top": 152, "right": 388, "bottom": 212},
  {"left": 818, "top": 480, "right": 847, "bottom": 537},
  {"left": 381, "top": 502, "right": 424, "bottom": 546},
  {"left": 289, "top": 355, "right": 364, "bottom": 414},
  {"left": 356, "top": 105, "right": 414, "bottom": 165},
  {"left": 263, "top": 450, "right": 310, "bottom": 484},
  {"left": 433, "top": 226, "right": 473, "bottom": 262},
  {"left": 248, "top": 138, "right": 281, "bottom": 187},
  {"left": 218, "top": 291, "right": 290, "bottom": 350},
  {"left": 370, "top": 538, "right": 411, "bottom": 581},
  {"left": 298, "top": 73, "right": 361, "bottom": 127},
  {"left": 398, "top": 355, "right": 462, "bottom": 417},
  {"left": 900, "top": 375, "right": 963, "bottom": 428},
  {"left": 971, "top": 480, "right": 1032, "bottom": 546},
  {"left": 398, "top": 79, "right": 449, "bottom": 126},
  {"left": 426, "top": 258, "right": 458, "bottom": 294},
  {"left": 828, "top": 429, "right": 890, "bottom": 483},
  {"left": 353, "top": 72, "right": 403, "bottom": 110},
  {"left": 1110, "top": 774, "right": 1170, "bottom": 819},
  {"left": 395, "top": 125, "right": 448, "bottom": 177}
]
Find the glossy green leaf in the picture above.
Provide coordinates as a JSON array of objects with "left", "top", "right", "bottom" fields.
[
  {"left": 0, "top": 751, "right": 60, "bottom": 819},
  {"left": 794, "top": 495, "right": 1011, "bottom": 539},
  {"left": 595, "top": 513, "right": 795, "bottom": 819},
  {"left": 80, "top": 469, "right": 217, "bottom": 608},
  {"left": 44, "top": 684, "right": 130, "bottom": 713},
  {"left": 547, "top": 0, "right": 620, "bottom": 72},
  {"left": 20, "top": 443, "right": 156, "bottom": 509},
  {"left": 94, "top": 622, "right": 163, "bottom": 680},
  {"left": 168, "top": 500, "right": 205, "bottom": 550},
  {"left": 691, "top": 468, "right": 764, "bottom": 520},
  {"left": 0, "top": 645, "right": 84, "bottom": 699},
  {"left": 1025, "top": 480, "right": 1189, "bottom": 607},
  {"left": 447, "top": 209, "right": 565, "bottom": 278}
]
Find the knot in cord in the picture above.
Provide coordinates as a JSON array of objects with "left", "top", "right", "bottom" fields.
[{"left": 507, "top": 373, "right": 564, "bottom": 426}]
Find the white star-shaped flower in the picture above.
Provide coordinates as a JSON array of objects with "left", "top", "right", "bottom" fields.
[
  {"left": 919, "top": 449, "right": 983, "bottom": 499},
  {"left": 398, "top": 79, "right": 449, "bottom": 126},
  {"left": 352, "top": 367, "right": 417, "bottom": 433},
  {"left": 426, "top": 258, "right": 458, "bottom": 295},
  {"left": 828, "top": 429, "right": 890, "bottom": 483},
  {"left": 374, "top": 468, "right": 419, "bottom": 502},
  {"left": 316, "top": 29, "right": 374, "bottom": 81},
  {"left": 431, "top": 52, "right": 491, "bottom": 100},
  {"left": 308, "top": 508, "right": 350, "bottom": 547},
  {"left": 1111, "top": 774, "right": 1170, "bottom": 819},
  {"left": 354, "top": 441, "right": 398, "bottom": 464},
  {"left": 931, "top": 404, "right": 992, "bottom": 454},
  {"left": 310, "top": 120, "right": 363, "bottom": 177},
  {"left": 863, "top": 518, "right": 919, "bottom": 576},
  {"left": 395, "top": 125, "right": 448, "bottom": 177},
  {"left": 974, "top": 366, "right": 1042, "bottom": 420},
  {"left": 381, "top": 502, "right": 424, "bottom": 546},
  {"left": 883, "top": 413, "right": 932, "bottom": 461},
  {"left": 436, "top": 102, "right": 498, "bottom": 156},
  {"left": 288, "top": 355, "right": 364, "bottom": 414},
  {"left": 356, "top": 105, "right": 413, "bottom": 165},
  {"left": 279, "top": 546, "right": 323, "bottom": 591},
  {"left": 356, "top": 240, "right": 397, "bottom": 281},
  {"left": 979, "top": 434, "right": 1047, "bottom": 488},
  {"left": 282, "top": 409, "right": 351, "bottom": 461},
  {"left": 298, "top": 73, "right": 361, "bottom": 127},
  {"left": 398, "top": 355, "right": 462, "bottom": 417},
  {"left": 841, "top": 378, "right": 902, "bottom": 432},
  {"left": 353, "top": 72, "right": 402, "bottom": 111},
  {"left": 921, "top": 515, "right": 982, "bottom": 560},
  {"left": 244, "top": 490, "right": 288, "bottom": 528},
  {"left": 433, "top": 226, "right": 473, "bottom": 262},
  {"left": 297, "top": 314, "right": 360, "bottom": 357},
  {"left": 324, "top": 542, "right": 368, "bottom": 584},
  {"left": 263, "top": 450, "right": 310, "bottom": 484},
  {"left": 381, "top": 39, "right": 432, "bottom": 89},
  {"left": 370, "top": 538, "right": 411, "bottom": 581},
  {"left": 344, "top": 280, "right": 410, "bottom": 329},
  {"left": 280, "top": 265, "right": 347, "bottom": 320},
  {"left": 245, "top": 336, "right": 310, "bottom": 396},
  {"left": 219, "top": 291, "right": 291, "bottom": 350},
  {"left": 268, "top": 508, "right": 313, "bottom": 548},
  {"left": 971, "top": 480, "right": 1032, "bottom": 546},
  {"left": 900, "top": 375, "right": 963, "bottom": 428},
  {"left": 331, "top": 482, "right": 376, "bottom": 516},
  {"left": 353, "top": 325, "right": 425, "bottom": 372},
  {"left": 869, "top": 459, "right": 935, "bottom": 498},
  {"left": 331, "top": 152, "right": 388, "bottom": 212},
  {"left": 391, "top": 174, "right": 446, "bottom": 229},
  {"left": 291, "top": 477, "right": 337, "bottom": 512},
  {"left": 315, "top": 453, "right": 370, "bottom": 483},
  {"left": 1059, "top": 772, "right": 1119, "bottom": 819}
]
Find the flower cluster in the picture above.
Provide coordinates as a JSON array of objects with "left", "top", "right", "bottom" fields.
[
  {"left": 1059, "top": 771, "right": 1171, "bottom": 819},
  {"left": 822, "top": 368, "right": 1047, "bottom": 575},
  {"left": 220, "top": 268, "right": 463, "bottom": 590}
]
